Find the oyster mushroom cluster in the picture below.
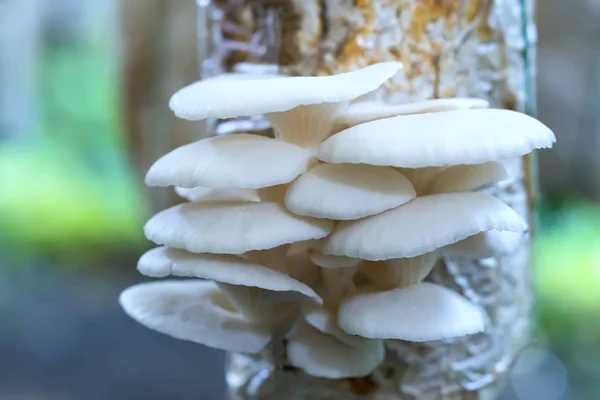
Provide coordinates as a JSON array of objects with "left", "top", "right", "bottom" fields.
[{"left": 120, "top": 62, "right": 555, "bottom": 379}]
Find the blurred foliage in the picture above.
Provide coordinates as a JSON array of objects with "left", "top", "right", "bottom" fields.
[
  {"left": 536, "top": 200, "right": 600, "bottom": 332},
  {"left": 0, "top": 36, "right": 147, "bottom": 260},
  {"left": 535, "top": 198, "right": 600, "bottom": 394}
]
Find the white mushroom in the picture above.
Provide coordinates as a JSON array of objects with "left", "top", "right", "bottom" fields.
[
  {"left": 287, "top": 319, "right": 385, "bottom": 379},
  {"left": 336, "top": 97, "right": 489, "bottom": 126},
  {"left": 323, "top": 192, "right": 527, "bottom": 260},
  {"left": 137, "top": 246, "right": 322, "bottom": 325},
  {"left": 144, "top": 201, "right": 334, "bottom": 254},
  {"left": 120, "top": 61, "right": 557, "bottom": 372},
  {"left": 169, "top": 62, "right": 403, "bottom": 147},
  {"left": 175, "top": 186, "right": 260, "bottom": 203},
  {"left": 360, "top": 252, "right": 438, "bottom": 290},
  {"left": 445, "top": 230, "right": 525, "bottom": 259},
  {"left": 338, "top": 282, "right": 485, "bottom": 342},
  {"left": 426, "top": 161, "right": 507, "bottom": 194},
  {"left": 319, "top": 109, "right": 556, "bottom": 167},
  {"left": 285, "top": 163, "right": 415, "bottom": 220},
  {"left": 146, "top": 134, "right": 316, "bottom": 189},
  {"left": 119, "top": 280, "right": 271, "bottom": 353},
  {"left": 137, "top": 247, "right": 320, "bottom": 302}
]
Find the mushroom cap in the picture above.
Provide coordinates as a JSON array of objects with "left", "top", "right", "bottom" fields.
[
  {"left": 119, "top": 280, "right": 271, "bottom": 353},
  {"left": 427, "top": 161, "right": 507, "bottom": 195},
  {"left": 287, "top": 319, "right": 385, "bottom": 379},
  {"left": 137, "top": 246, "right": 322, "bottom": 303},
  {"left": 284, "top": 163, "right": 416, "bottom": 220},
  {"left": 146, "top": 134, "right": 316, "bottom": 189},
  {"left": 336, "top": 97, "right": 489, "bottom": 125},
  {"left": 319, "top": 109, "right": 556, "bottom": 167},
  {"left": 445, "top": 230, "right": 525, "bottom": 259},
  {"left": 323, "top": 192, "right": 527, "bottom": 260},
  {"left": 169, "top": 62, "right": 402, "bottom": 121},
  {"left": 144, "top": 201, "right": 335, "bottom": 255},
  {"left": 175, "top": 186, "right": 260, "bottom": 203},
  {"left": 338, "top": 282, "right": 485, "bottom": 342}
]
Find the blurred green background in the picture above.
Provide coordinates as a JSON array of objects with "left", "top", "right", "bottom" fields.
[{"left": 1, "top": 1, "right": 599, "bottom": 399}]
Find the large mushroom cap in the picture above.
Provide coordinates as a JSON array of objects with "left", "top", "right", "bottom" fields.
[
  {"left": 323, "top": 192, "right": 527, "bottom": 260},
  {"left": 144, "top": 201, "right": 334, "bottom": 255},
  {"left": 119, "top": 280, "right": 271, "bottom": 353},
  {"left": 146, "top": 134, "right": 316, "bottom": 189},
  {"left": 169, "top": 62, "right": 402, "bottom": 121},
  {"left": 336, "top": 97, "right": 489, "bottom": 125},
  {"left": 287, "top": 319, "right": 385, "bottom": 379},
  {"left": 338, "top": 282, "right": 485, "bottom": 342},
  {"left": 137, "top": 247, "right": 322, "bottom": 303},
  {"left": 285, "top": 163, "right": 415, "bottom": 220},
  {"left": 319, "top": 109, "right": 556, "bottom": 167}
]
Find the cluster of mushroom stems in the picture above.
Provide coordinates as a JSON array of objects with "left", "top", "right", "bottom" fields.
[{"left": 120, "top": 62, "right": 555, "bottom": 379}]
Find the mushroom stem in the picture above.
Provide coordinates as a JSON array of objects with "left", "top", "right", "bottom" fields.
[
  {"left": 321, "top": 267, "right": 357, "bottom": 310},
  {"left": 362, "top": 253, "right": 438, "bottom": 290},
  {"left": 216, "top": 282, "right": 268, "bottom": 322},
  {"left": 256, "top": 184, "right": 290, "bottom": 203},
  {"left": 266, "top": 102, "right": 348, "bottom": 148},
  {"left": 396, "top": 167, "right": 446, "bottom": 195},
  {"left": 246, "top": 245, "right": 290, "bottom": 273}
]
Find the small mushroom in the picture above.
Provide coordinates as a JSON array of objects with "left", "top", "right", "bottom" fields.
[
  {"left": 360, "top": 252, "right": 438, "bottom": 290},
  {"left": 323, "top": 192, "right": 527, "bottom": 260},
  {"left": 146, "top": 134, "right": 316, "bottom": 189},
  {"left": 319, "top": 109, "right": 556, "bottom": 167},
  {"left": 138, "top": 247, "right": 320, "bottom": 301},
  {"left": 137, "top": 246, "right": 321, "bottom": 324},
  {"left": 144, "top": 201, "right": 334, "bottom": 254},
  {"left": 287, "top": 319, "right": 385, "bottom": 379},
  {"left": 426, "top": 161, "right": 507, "bottom": 194},
  {"left": 337, "top": 282, "right": 485, "bottom": 342},
  {"left": 336, "top": 97, "right": 490, "bottom": 126},
  {"left": 284, "top": 163, "right": 416, "bottom": 220},
  {"left": 175, "top": 186, "right": 260, "bottom": 203},
  {"left": 445, "top": 230, "right": 525, "bottom": 259},
  {"left": 119, "top": 280, "right": 271, "bottom": 353},
  {"left": 168, "top": 62, "right": 402, "bottom": 147}
]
